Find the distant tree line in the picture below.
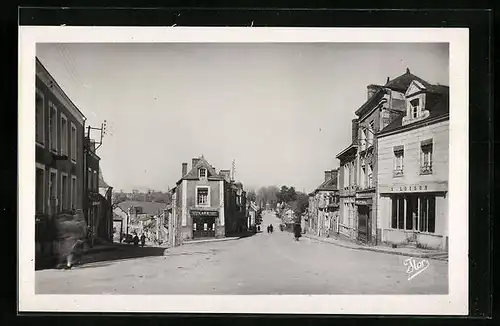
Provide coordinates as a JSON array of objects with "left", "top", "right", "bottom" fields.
[{"left": 247, "top": 185, "right": 309, "bottom": 215}]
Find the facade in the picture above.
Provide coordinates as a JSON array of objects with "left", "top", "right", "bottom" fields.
[
  {"left": 247, "top": 201, "right": 259, "bottom": 231},
  {"left": 307, "top": 169, "right": 340, "bottom": 237},
  {"left": 336, "top": 120, "right": 359, "bottom": 240},
  {"left": 377, "top": 80, "right": 449, "bottom": 250},
  {"left": 337, "top": 68, "right": 441, "bottom": 245},
  {"left": 35, "top": 58, "right": 86, "bottom": 264},
  {"left": 170, "top": 156, "right": 247, "bottom": 246}
]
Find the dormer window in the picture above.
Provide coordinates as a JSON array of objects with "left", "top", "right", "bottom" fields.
[
  {"left": 199, "top": 168, "right": 207, "bottom": 178},
  {"left": 410, "top": 98, "right": 420, "bottom": 118}
]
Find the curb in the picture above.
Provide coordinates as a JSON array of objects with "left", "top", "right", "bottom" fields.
[
  {"left": 304, "top": 235, "right": 448, "bottom": 261},
  {"left": 182, "top": 237, "right": 241, "bottom": 246}
]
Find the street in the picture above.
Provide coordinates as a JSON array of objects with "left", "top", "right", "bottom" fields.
[{"left": 36, "top": 211, "right": 448, "bottom": 295}]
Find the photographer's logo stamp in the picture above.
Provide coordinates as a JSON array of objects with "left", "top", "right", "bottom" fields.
[{"left": 404, "top": 257, "right": 430, "bottom": 281}]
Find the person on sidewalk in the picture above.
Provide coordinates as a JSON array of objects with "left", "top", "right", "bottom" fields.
[
  {"left": 140, "top": 233, "right": 146, "bottom": 248},
  {"left": 133, "top": 233, "right": 139, "bottom": 247}
]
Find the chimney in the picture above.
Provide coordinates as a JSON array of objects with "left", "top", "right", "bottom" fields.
[
  {"left": 386, "top": 77, "right": 390, "bottom": 84},
  {"left": 182, "top": 163, "right": 188, "bottom": 177},
  {"left": 324, "top": 170, "right": 333, "bottom": 182},
  {"left": 367, "top": 85, "right": 378, "bottom": 100},
  {"left": 331, "top": 169, "right": 339, "bottom": 187},
  {"left": 192, "top": 157, "right": 200, "bottom": 168},
  {"left": 352, "top": 119, "right": 359, "bottom": 144},
  {"left": 406, "top": 67, "right": 410, "bottom": 74}
]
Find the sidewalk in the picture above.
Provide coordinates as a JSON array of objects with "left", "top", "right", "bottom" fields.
[
  {"left": 182, "top": 236, "right": 241, "bottom": 246},
  {"left": 303, "top": 233, "right": 448, "bottom": 261}
]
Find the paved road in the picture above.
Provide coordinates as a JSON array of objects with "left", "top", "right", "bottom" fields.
[{"left": 36, "top": 211, "right": 448, "bottom": 294}]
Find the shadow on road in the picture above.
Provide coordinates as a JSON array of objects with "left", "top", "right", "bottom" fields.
[{"left": 36, "top": 244, "right": 168, "bottom": 271}]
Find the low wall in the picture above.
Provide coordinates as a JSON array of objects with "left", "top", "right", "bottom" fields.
[{"left": 382, "top": 228, "right": 446, "bottom": 250}]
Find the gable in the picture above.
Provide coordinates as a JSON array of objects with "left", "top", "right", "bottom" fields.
[
  {"left": 405, "top": 80, "right": 426, "bottom": 97},
  {"left": 183, "top": 157, "right": 218, "bottom": 179}
]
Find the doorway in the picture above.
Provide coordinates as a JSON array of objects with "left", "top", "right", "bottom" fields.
[
  {"left": 193, "top": 217, "right": 216, "bottom": 238},
  {"left": 357, "top": 205, "right": 371, "bottom": 243}
]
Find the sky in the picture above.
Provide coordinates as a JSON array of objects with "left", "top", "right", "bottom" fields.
[{"left": 36, "top": 42, "right": 449, "bottom": 193}]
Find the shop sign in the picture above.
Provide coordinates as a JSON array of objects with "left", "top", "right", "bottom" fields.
[
  {"left": 191, "top": 210, "right": 219, "bottom": 217},
  {"left": 391, "top": 185, "right": 428, "bottom": 192},
  {"left": 381, "top": 182, "right": 447, "bottom": 193}
]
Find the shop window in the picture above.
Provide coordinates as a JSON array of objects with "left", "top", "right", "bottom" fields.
[
  {"left": 419, "top": 196, "right": 436, "bottom": 233},
  {"left": 391, "top": 196, "right": 405, "bottom": 229}
]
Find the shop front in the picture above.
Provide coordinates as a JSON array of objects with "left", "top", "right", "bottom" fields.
[
  {"left": 191, "top": 209, "right": 219, "bottom": 239},
  {"left": 378, "top": 182, "right": 448, "bottom": 250}
]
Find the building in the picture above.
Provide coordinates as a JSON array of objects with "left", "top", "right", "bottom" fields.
[
  {"left": 116, "top": 200, "right": 167, "bottom": 239},
  {"left": 247, "top": 201, "right": 259, "bottom": 232},
  {"left": 337, "top": 68, "right": 438, "bottom": 245},
  {"left": 35, "top": 58, "right": 86, "bottom": 265},
  {"left": 169, "top": 156, "right": 247, "bottom": 246},
  {"left": 377, "top": 79, "right": 449, "bottom": 251},
  {"left": 336, "top": 120, "right": 359, "bottom": 240},
  {"left": 307, "top": 169, "right": 340, "bottom": 237}
]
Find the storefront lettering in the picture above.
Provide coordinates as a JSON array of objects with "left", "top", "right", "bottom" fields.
[
  {"left": 390, "top": 184, "right": 430, "bottom": 193},
  {"left": 191, "top": 210, "right": 219, "bottom": 217}
]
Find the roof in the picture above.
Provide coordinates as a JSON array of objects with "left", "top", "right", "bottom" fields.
[
  {"left": 116, "top": 200, "right": 167, "bottom": 215},
  {"left": 383, "top": 68, "right": 432, "bottom": 92},
  {"left": 98, "top": 168, "right": 110, "bottom": 189},
  {"left": 336, "top": 143, "right": 358, "bottom": 159},
  {"left": 314, "top": 175, "right": 338, "bottom": 192},
  {"left": 378, "top": 90, "right": 449, "bottom": 136},
  {"left": 176, "top": 156, "right": 224, "bottom": 184},
  {"left": 354, "top": 89, "right": 386, "bottom": 116}
]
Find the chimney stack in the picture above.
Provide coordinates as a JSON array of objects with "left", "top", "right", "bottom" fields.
[
  {"left": 324, "top": 170, "right": 333, "bottom": 182},
  {"left": 331, "top": 169, "right": 339, "bottom": 187},
  {"left": 182, "top": 163, "right": 188, "bottom": 177},
  {"left": 352, "top": 119, "right": 359, "bottom": 144},
  {"left": 192, "top": 157, "right": 200, "bottom": 168},
  {"left": 367, "top": 85, "right": 378, "bottom": 100},
  {"left": 386, "top": 76, "right": 390, "bottom": 84}
]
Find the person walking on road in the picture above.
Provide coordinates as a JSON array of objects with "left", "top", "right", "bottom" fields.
[{"left": 140, "top": 233, "right": 146, "bottom": 248}]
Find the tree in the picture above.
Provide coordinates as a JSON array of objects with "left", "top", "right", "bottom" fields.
[
  {"left": 246, "top": 190, "right": 257, "bottom": 203},
  {"left": 287, "top": 187, "right": 297, "bottom": 203},
  {"left": 293, "top": 191, "right": 309, "bottom": 215}
]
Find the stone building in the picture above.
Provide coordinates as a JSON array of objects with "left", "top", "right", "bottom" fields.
[
  {"left": 377, "top": 80, "right": 449, "bottom": 250},
  {"left": 169, "top": 156, "right": 247, "bottom": 246},
  {"left": 307, "top": 169, "right": 340, "bottom": 237}
]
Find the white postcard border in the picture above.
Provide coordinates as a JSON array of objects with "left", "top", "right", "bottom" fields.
[{"left": 19, "top": 26, "right": 469, "bottom": 315}]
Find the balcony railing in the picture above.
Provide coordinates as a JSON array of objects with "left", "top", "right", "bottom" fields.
[{"left": 420, "top": 162, "right": 433, "bottom": 175}]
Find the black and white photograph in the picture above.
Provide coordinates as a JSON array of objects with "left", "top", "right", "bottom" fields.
[{"left": 19, "top": 27, "right": 469, "bottom": 315}]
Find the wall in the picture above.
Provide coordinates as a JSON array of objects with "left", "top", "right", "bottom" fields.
[
  {"left": 35, "top": 76, "right": 85, "bottom": 215},
  {"left": 377, "top": 119, "right": 449, "bottom": 250}
]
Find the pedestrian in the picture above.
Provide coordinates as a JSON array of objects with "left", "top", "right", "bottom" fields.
[
  {"left": 140, "top": 233, "right": 146, "bottom": 248},
  {"left": 133, "top": 233, "right": 139, "bottom": 247}
]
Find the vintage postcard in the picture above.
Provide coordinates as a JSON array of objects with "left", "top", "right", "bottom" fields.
[{"left": 18, "top": 26, "right": 469, "bottom": 314}]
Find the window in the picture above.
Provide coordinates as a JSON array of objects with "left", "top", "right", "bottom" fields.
[
  {"left": 393, "top": 146, "right": 404, "bottom": 176},
  {"left": 419, "top": 196, "right": 436, "bottom": 233},
  {"left": 35, "top": 90, "right": 45, "bottom": 146},
  {"left": 70, "top": 123, "right": 77, "bottom": 162},
  {"left": 71, "top": 176, "right": 77, "bottom": 209},
  {"left": 93, "top": 170, "right": 98, "bottom": 191},
  {"left": 420, "top": 140, "right": 433, "bottom": 174},
  {"left": 48, "top": 102, "right": 57, "bottom": 153},
  {"left": 48, "top": 169, "right": 57, "bottom": 214},
  {"left": 360, "top": 163, "right": 366, "bottom": 188},
  {"left": 391, "top": 196, "right": 405, "bottom": 229},
  {"left": 199, "top": 168, "right": 207, "bottom": 178},
  {"left": 367, "top": 121, "right": 374, "bottom": 147},
  {"left": 196, "top": 187, "right": 210, "bottom": 207},
  {"left": 367, "top": 164, "right": 373, "bottom": 188},
  {"left": 88, "top": 168, "right": 92, "bottom": 190},
  {"left": 360, "top": 129, "right": 366, "bottom": 151},
  {"left": 36, "top": 165, "right": 45, "bottom": 214},
  {"left": 60, "top": 114, "right": 68, "bottom": 156},
  {"left": 61, "top": 173, "right": 68, "bottom": 210},
  {"left": 410, "top": 98, "right": 420, "bottom": 118}
]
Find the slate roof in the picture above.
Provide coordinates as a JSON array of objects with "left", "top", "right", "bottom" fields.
[
  {"left": 176, "top": 156, "right": 225, "bottom": 184},
  {"left": 116, "top": 200, "right": 167, "bottom": 215},
  {"left": 378, "top": 89, "right": 449, "bottom": 136},
  {"left": 314, "top": 175, "right": 339, "bottom": 192}
]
